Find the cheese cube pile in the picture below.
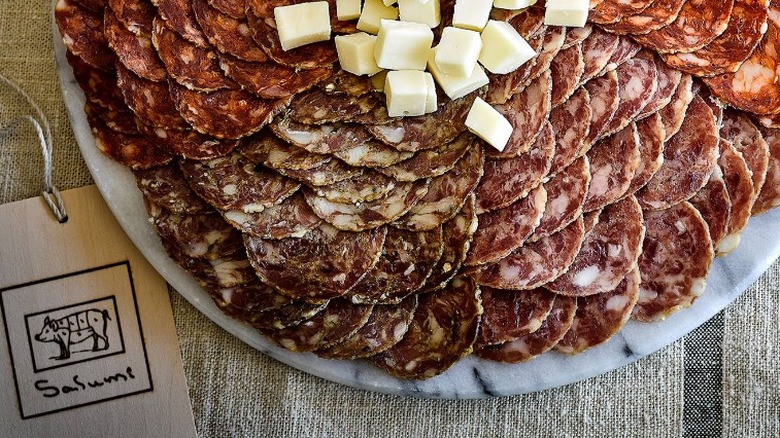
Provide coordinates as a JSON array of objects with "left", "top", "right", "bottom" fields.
[{"left": 274, "top": 2, "right": 331, "bottom": 51}]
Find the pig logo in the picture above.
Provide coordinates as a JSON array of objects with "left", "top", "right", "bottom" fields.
[{"left": 34, "top": 309, "right": 111, "bottom": 360}]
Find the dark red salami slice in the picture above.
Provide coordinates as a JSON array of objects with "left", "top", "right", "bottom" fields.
[
  {"left": 209, "top": 0, "right": 246, "bottom": 19},
  {"left": 506, "top": 6, "right": 546, "bottom": 38},
  {"left": 191, "top": 0, "right": 267, "bottom": 62},
  {"left": 245, "top": 0, "right": 292, "bottom": 20},
  {"left": 549, "top": 87, "right": 592, "bottom": 175},
  {"left": 85, "top": 101, "right": 136, "bottom": 134},
  {"left": 579, "top": 28, "right": 620, "bottom": 84},
  {"left": 224, "top": 299, "right": 328, "bottom": 330},
  {"left": 475, "top": 295, "right": 576, "bottom": 363},
  {"left": 56, "top": 0, "right": 117, "bottom": 71},
  {"left": 465, "top": 185, "right": 547, "bottom": 266},
  {"left": 66, "top": 53, "right": 124, "bottom": 111},
  {"left": 247, "top": 13, "right": 338, "bottom": 69},
  {"left": 312, "top": 170, "right": 397, "bottom": 204},
  {"left": 115, "top": 63, "right": 189, "bottom": 129},
  {"left": 476, "top": 121, "right": 554, "bottom": 212},
  {"left": 219, "top": 53, "right": 332, "bottom": 100},
  {"left": 717, "top": 139, "right": 756, "bottom": 256},
  {"left": 222, "top": 191, "right": 322, "bottom": 239},
  {"left": 601, "top": 37, "right": 641, "bottom": 76},
  {"left": 240, "top": 132, "right": 329, "bottom": 171},
  {"left": 212, "top": 279, "right": 292, "bottom": 315},
  {"left": 638, "top": 95, "right": 719, "bottom": 210},
  {"left": 88, "top": 112, "right": 173, "bottom": 169},
  {"left": 476, "top": 288, "right": 556, "bottom": 347},
  {"left": 550, "top": 43, "right": 585, "bottom": 107},
  {"left": 244, "top": 223, "right": 387, "bottom": 300},
  {"left": 589, "top": 0, "right": 623, "bottom": 24},
  {"left": 317, "top": 69, "right": 374, "bottom": 97},
  {"left": 423, "top": 194, "right": 477, "bottom": 293},
  {"left": 289, "top": 89, "right": 379, "bottom": 125},
  {"left": 378, "top": 132, "right": 474, "bottom": 182},
  {"left": 150, "top": 208, "right": 243, "bottom": 260},
  {"left": 562, "top": 25, "right": 593, "bottom": 50},
  {"left": 275, "top": 159, "right": 363, "bottom": 187},
  {"left": 608, "top": 0, "right": 655, "bottom": 15},
  {"left": 601, "top": 57, "right": 658, "bottom": 138},
  {"left": 157, "top": 0, "right": 209, "bottom": 47},
  {"left": 583, "top": 123, "right": 641, "bottom": 212},
  {"left": 318, "top": 295, "right": 417, "bottom": 359},
  {"left": 627, "top": 113, "right": 666, "bottom": 194},
  {"left": 546, "top": 195, "right": 645, "bottom": 296},
  {"left": 754, "top": 127, "right": 780, "bottom": 214},
  {"left": 485, "top": 33, "right": 545, "bottom": 105},
  {"left": 659, "top": 74, "right": 694, "bottom": 141},
  {"left": 104, "top": 8, "right": 167, "bottom": 81},
  {"left": 600, "top": 0, "right": 686, "bottom": 36},
  {"left": 521, "top": 27, "right": 566, "bottom": 89},
  {"left": 72, "top": 0, "right": 108, "bottom": 13},
  {"left": 471, "top": 216, "right": 586, "bottom": 290},
  {"left": 636, "top": 53, "right": 683, "bottom": 120},
  {"left": 690, "top": 166, "right": 732, "bottom": 250},
  {"left": 721, "top": 109, "right": 771, "bottom": 199},
  {"left": 179, "top": 153, "right": 300, "bottom": 211},
  {"left": 137, "top": 123, "right": 241, "bottom": 160},
  {"left": 632, "top": 202, "right": 714, "bottom": 322},
  {"left": 108, "top": 0, "right": 154, "bottom": 36},
  {"left": 372, "top": 276, "right": 482, "bottom": 380},
  {"left": 271, "top": 118, "right": 373, "bottom": 155},
  {"left": 556, "top": 267, "right": 640, "bottom": 354},
  {"left": 531, "top": 157, "right": 591, "bottom": 242},
  {"left": 135, "top": 163, "right": 210, "bottom": 213},
  {"left": 171, "top": 249, "right": 258, "bottom": 288},
  {"left": 331, "top": 141, "right": 414, "bottom": 168},
  {"left": 304, "top": 180, "right": 430, "bottom": 232},
  {"left": 584, "top": 70, "right": 620, "bottom": 145}
]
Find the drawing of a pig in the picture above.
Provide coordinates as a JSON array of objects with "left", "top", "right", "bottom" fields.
[{"left": 34, "top": 309, "right": 110, "bottom": 360}]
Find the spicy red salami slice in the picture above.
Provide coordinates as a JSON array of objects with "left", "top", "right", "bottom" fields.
[
  {"left": 191, "top": 0, "right": 267, "bottom": 62},
  {"left": 108, "top": 0, "right": 154, "bottom": 36},
  {"left": 138, "top": 123, "right": 241, "bottom": 160},
  {"left": 717, "top": 139, "right": 756, "bottom": 256},
  {"left": 222, "top": 191, "right": 322, "bottom": 239},
  {"left": 115, "top": 63, "right": 190, "bottom": 129},
  {"left": 423, "top": 194, "right": 478, "bottom": 293},
  {"left": 600, "top": 0, "right": 686, "bottom": 36},
  {"left": 632, "top": 0, "right": 735, "bottom": 54},
  {"left": 56, "top": 0, "right": 117, "bottom": 71},
  {"left": 135, "top": 163, "right": 210, "bottom": 213},
  {"left": 209, "top": 0, "right": 246, "bottom": 19},
  {"left": 219, "top": 53, "right": 332, "bottom": 99},
  {"left": 690, "top": 166, "right": 733, "bottom": 250},
  {"left": 548, "top": 87, "right": 592, "bottom": 175},
  {"left": 85, "top": 101, "right": 136, "bottom": 134},
  {"left": 157, "top": 0, "right": 210, "bottom": 47},
  {"left": 66, "top": 52, "right": 124, "bottom": 112},
  {"left": 583, "top": 123, "right": 641, "bottom": 212},
  {"left": 88, "top": 112, "right": 173, "bottom": 169},
  {"left": 105, "top": 9, "right": 167, "bottom": 81},
  {"left": 754, "top": 127, "right": 780, "bottom": 214},
  {"left": 627, "top": 113, "right": 666, "bottom": 194},
  {"left": 211, "top": 279, "right": 292, "bottom": 315},
  {"left": 476, "top": 288, "right": 556, "bottom": 347},
  {"left": 72, "top": 0, "right": 108, "bottom": 13},
  {"left": 532, "top": 157, "right": 591, "bottom": 241},
  {"left": 150, "top": 208, "right": 243, "bottom": 260},
  {"left": 247, "top": 13, "right": 338, "bottom": 69}
]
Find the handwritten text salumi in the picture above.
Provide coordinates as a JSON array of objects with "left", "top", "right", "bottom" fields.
[{"left": 33, "top": 367, "right": 136, "bottom": 398}]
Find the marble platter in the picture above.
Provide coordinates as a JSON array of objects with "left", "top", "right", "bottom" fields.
[{"left": 53, "top": 16, "right": 780, "bottom": 399}]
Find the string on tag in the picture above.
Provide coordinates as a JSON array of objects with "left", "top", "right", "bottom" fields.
[{"left": 0, "top": 73, "right": 68, "bottom": 223}]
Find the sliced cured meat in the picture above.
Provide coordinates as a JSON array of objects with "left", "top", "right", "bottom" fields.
[
  {"left": 331, "top": 141, "right": 414, "bottom": 168},
  {"left": 85, "top": 102, "right": 136, "bottom": 134},
  {"left": 550, "top": 43, "right": 585, "bottom": 107},
  {"left": 264, "top": 299, "right": 373, "bottom": 352},
  {"left": 244, "top": 223, "right": 387, "bottom": 300},
  {"left": 717, "top": 140, "right": 755, "bottom": 255},
  {"left": 191, "top": 0, "right": 267, "bottom": 62},
  {"left": 378, "top": 129, "right": 474, "bottom": 181},
  {"left": 601, "top": 0, "right": 686, "bottom": 36},
  {"left": 56, "top": 0, "right": 117, "bottom": 71},
  {"left": 173, "top": 249, "right": 257, "bottom": 288},
  {"left": 226, "top": 299, "right": 328, "bottom": 330},
  {"left": 690, "top": 166, "right": 732, "bottom": 249},
  {"left": 485, "top": 33, "right": 545, "bottom": 105},
  {"left": 521, "top": 27, "right": 566, "bottom": 89},
  {"left": 318, "top": 296, "right": 417, "bottom": 359},
  {"left": 304, "top": 180, "right": 429, "bottom": 232},
  {"left": 66, "top": 53, "right": 124, "bottom": 111},
  {"left": 105, "top": 9, "right": 167, "bottom": 82},
  {"left": 601, "top": 57, "right": 658, "bottom": 138},
  {"left": 556, "top": 268, "right": 640, "bottom": 354},
  {"left": 607, "top": 0, "right": 655, "bottom": 15},
  {"left": 754, "top": 127, "right": 780, "bottom": 214},
  {"left": 698, "top": 84, "right": 725, "bottom": 125},
  {"left": 659, "top": 74, "right": 694, "bottom": 141},
  {"left": 239, "top": 132, "right": 329, "bottom": 171},
  {"left": 152, "top": 18, "right": 236, "bottom": 92},
  {"left": 632, "top": 202, "right": 714, "bottom": 322},
  {"left": 134, "top": 163, "right": 210, "bottom": 213},
  {"left": 506, "top": 6, "right": 546, "bottom": 38},
  {"left": 272, "top": 118, "right": 373, "bottom": 155},
  {"left": 115, "top": 63, "right": 189, "bottom": 129},
  {"left": 475, "top": 295, "right": 577, "bottom": 363},
  {"left": 579, "top": 28, "right": 620, "bottom": 84},
  {"left": 584, "top": 123, "right": 641, "bottom": 212},
  {"left": 631, "top": 0, "right": 735, "bottom": 54},
  {"left": 137, "top": 123, "right": 240, "bottom": 160},
  {"left": 423, "top": 194, "right": 477, "bottom": 292},
  {"left": 532, "top": 157, "right": 591, "bottom": 241},
  {"left": 209, "top": 0, "right": 246, "bottom": 19},
  {"left": 288, "top": 89, "right": 379, "bottom": 125},
  {"left": 244, "top": 0, "right": 289, "bottom": 19},
  {"left": 589, "top": 0, "right": 622, "bottom": 24},
  {"left": 72, "top": 0, "right": 108, "bottom": 13},
  {"left": 157, "top": 0, "right": 209, "bottom": 47},
  {"left": 636, "top": 53, "right": 683, "bottom": 120},
  {"left": 88, "top": 113, "right": 173, "bottom": 169},
  {"left": 476, "top": 288, "right": 556, "bottom": 347},
  {"left": 549, "top": 87, "right": 592, "bottom": 175},
  {"left": 721, "top": 109, "right": 771, "bottom": 199},
  {"left": 465, "top": 185, "right": 547, "bottom": 266},
  {"left": 395, "top": 146, "right": 484, "bottom": 231},
  {"left": 347, "top": 227, "right": 444, "bottom": 304},
  {"left": 108, "top": 0, "right": 154, "bottom": 36},
  {"left": 476, "top": 121, "right": 554, "bottom": 212},
  {"left": 219, "top": 54, "right": 332, "bottom": 100},
  {"left": 318, "top": 69, "right": 374, "bottom": 97},
  {"left": 179, "top": 153, "right": 300, "bottom": 212},
  {"left": 312, "top": 170, "right": 397, "bottom": 204},
  {"left": 627, "top": 113, "right": 666, "bottom": 194},
  {"left": 372, "top": 276, "right": 482, "bottom": 379},
  {"left": 150, "top": 208, "right": 243, "bottom": 260},
  {"left": 639, "top": 95, "right": 719, "bottom": 210},
  {"left": 248, "top": 14, "right": 338, "bottom": 69},
  {"left": 584, "top": 70, "right": 620, "bottom": 145},
  {"left": 562, "top": 25, "right": 593, "bottom": 50},
  {"left": 275, "top": 159, "right": 362, "bottom": 187},
  {"left": 212, "top": 279, "right": 291, "bottom": 315},
  {"left": 601, "top": 37, "right": 641, "bottom": 75},
  {"left": 471, "top": 216, "right": 586, "bottom": 290},
  {"left": 169, "top": 83, "right": 287, "bottom": 139},
  {"left": 662, "top": 0, "right": 769, "bottom": 77},
  {"left": 546, "top": 195, "right": 645, "bottom": 297},
  {"left": 222, "top": 191, "right": 322, "bottom": 239}
]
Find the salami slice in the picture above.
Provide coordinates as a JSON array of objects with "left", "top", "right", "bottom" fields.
[
  {"left": 372, "top": 276, "right": 482, "bottom": 380},
  {"left": 465, "top": 185, "right": 547, "bottom": 266},
  {"left": 115, "top": 63, "right": 189, "bottom": 129},
  {"left": 601, "top": 57, "right": 658, "bottom": 138},
  {"left": 212, "top": 279, "right": 292, "bottom": 315},
  {"left": 66, "top": 53, "right": 124, "bottom": 112},
  {"left": 318, "top": 69, "right": 374, "bottom": 97},
  {"left": 240, "top": 132, "right": 329, "bottom": 171},
  {"left": 219, "top": 53, "right": 332, "bottom": 100},
  {"left": 247, "top": 14, "right": 338, "bottom": 69},
  {"left": 304, "top": 180, "right": 429, "bottom": 232},
  {"left": 632, "top": 202, "right": 714, "bottom": 322},
  {"left": 105, "top": 9, "right": 167, "bottom": 82},
  {"left": 690, "top": 166, "right": 732, "bottom": 250},
  {"left": 108, "top": 0, "right": 154, "bottom": 36},
  {"left": 659, "top": 74, "right": 694, "bottom": 141},
  {"left": 521, "top": 27, "right": 566, "bottom": 89},
  {"left": 717, "top": 139, "right": 756, "bottom": 256},
  {"left": 579, "top": 28, "right": 621, "bottom": 84},
  {"left": 550, "top": 43, "right": 585, "bottom": 107},
  {"left": 638, "top": 95, "right": 720, "bottom": 210},
  {"left": 471, "top": 216, "right": 586, "bottom": 290},
  {"left": 583, "top": 123, "right": 641, "bottom": 213},
  {"left": 312, "top": 170, "right": 397, "bottom": 204},
  {"left": 209, "top": 0, "right": 245, "bottom": 19},
  {"left": 584, "top": 70, "right": 620, "bottom": 145},
  {"left": 88, "top": 113, "right": 173, "bottom": 169},
  {"left": 378, "top": 132, "right": 473, "bottom": 182},
  {"left": 556, "top": 267, "right": 640, "bottom": 354},
  {"left": 546, "top": 195, "right": 645, "bottom": 297},
  {"left": 72, "top": 0, "right": 108, "bottom": 13},
  {"left": 506, "top": 6, "right": 546, "bottom": 38},
  {"left": 85, "top": 102, "right": 136, "bottom": 134},
  {"left": 179, "top": 153, "right": 300, "bottom": 212},
  {"left": 485, "top": 33, "right": 545, "bottom": 105},
  {"left": 275, "top": 159, "right": 362, "bottom": 187},
  {"left": 475, "top": 295, "right": 577, "bottom": 363},
  {"left": 476, "top": 288, "right": 556, "bottom": 347},
  {"left": 589, "top": 0, "right": 622, "bottom": 24},
  {"left": 173, "top": 249, "right": 258, "bottom": 288},
  {"left": 137, "top": 123, "right": 241, "bottom": 160},
  {"left": 227, "top": 300, "right": 328, "bottom": 330},
  {"left": 601, "top": 37, "right": 641, "bottom": 75},
  {"left": 607, "top": 0, "right": 655, "bottom": 15},
  {"left": 244, "top": 223, "right": 387, "bottom": 300},
  {"left": 289, "top": 89, "right": 379, "bottom": 125},
  {"left": 627, "top": 113, "right": 666, "bottom": 194},
  {"left": 150, "top": 208, "right": 243, "bottom": 260},
  {"left": 191, "top": 0, "right": 267, "bottom": 62},
  {"left": 331, "top": 141, "right": 414, "bottom": 168},
  {"left": 272, "top": 118, "right": 373, "bottom": 155},
  {"left": 531, "top": 157, "right": 591, "bottom": 241},
  {"left": 244, "top": 0, "right": 289, "bottom": 19},
  {"left": 423, "top": 194, "right": 478, "bottom": 292},
  {"left": 222, "top": 191, "right": 322, "bottom": 239},
  {"left": 476, "top": 121, "right": 554, "bottom": 212},
  {"left": 548, "top": 87, "right": 592, "bottom": 175},
  {"left": 157, "top": 0, "right": 209, "bottom": 47},
  {"left": 636, "top": 53, "right": 683, "bottom": 120},
  {"left": 600, "top": 0, "right": 686, "bottom": 36},
  {"left": 754, "top": 127, "right": 780, "bottom": 214},
  {"left": 56, "top": 0, "right": 117, "bottom": 71},
  {"left": 135, "top": 163, "right": 210, "bottom": 213},
  {"left": 721, "top": 109, "right": 771, "bottom": 199},
  {"left": 562, "top": 25, "right": 593, "bottom": 50}
]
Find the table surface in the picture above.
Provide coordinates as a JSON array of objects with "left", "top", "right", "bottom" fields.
[{"left": 2, "top": 2, "right": 779, "bottom": 436}]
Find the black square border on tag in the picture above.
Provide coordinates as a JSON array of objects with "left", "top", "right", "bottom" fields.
[{"left": 0, "top": 261, "right": 154, "bottom": 419}]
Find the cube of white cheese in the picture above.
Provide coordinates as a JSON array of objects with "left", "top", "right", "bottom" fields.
[
  {"left": 479, "top": 20, "right": 536, "bottom": 74},
  {"left": 493, "top": 0, "right": 537, "bottom": 9},
  {"left": 427, "top": 46, "right": 489, "bottom": 100},
  {"left": 545, "top": 0, "right": 589, "bottom": 28},
  {"left": 357, "top": 0, "right": 399, "bottom": 34},
  {"left": 335, "top": 33, "right": 382, "bottom": 76},
  {"left": 424, "top": 72, "right": 437, "bottom": 113},
  {"left": 435, "top": 27, "right": 482, "bottom": 77},
  {"left": 465, "top": 97, "right": 513, "bottom": 151},
  {"left": 374, "top": 19, "right": 434, "bottom": 70},
  {"left": 452, "top": 0, "right": 492, "bottom": 31},
  {"left": 385, "top": 70, "right": 429, "bottom": 117},
  {"left": 371, "top": 70, "right": 388, "bottom": 91},
  {"left": 398, "top": 0, "right": 441, "bottom": 28},
  {"left": 274, "top": 2, "right": 332, "bottom": 51},
  {"left": 336, "top": 0, "right": 361, "bottom": 20}
]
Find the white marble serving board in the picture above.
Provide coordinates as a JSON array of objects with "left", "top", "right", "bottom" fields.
[{"left": 52, "top": 15, "right": 780, "bottom": 399}]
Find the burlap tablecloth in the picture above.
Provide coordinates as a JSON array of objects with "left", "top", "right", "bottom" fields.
[{"left": 2, "top": 2, "right": 778, "bottom": 436}]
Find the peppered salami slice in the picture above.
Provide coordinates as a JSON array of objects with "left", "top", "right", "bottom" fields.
[
  {"left": 531, "top": 157, "right": 591, "bottom": 242},
  {"left": 313, "top": 170, "right": 398, "bottom": 204},
  {"left": 275, "top": 159, "right": 363, "bottom": 187},
  {"left": 562, "top": 25, "right": 593, "bottom": 50},
  {"left": 721, "top": 109, "right": 771, "bottom": 199},
  {"left": 601, "top": 0, "right": 686, "bottom": 36},
  {"left": 212, "top": 279, "right": 292, "bottom": 315},
  {"left": 108, "top": 0, "right": 154, "bottom": 36},
  {"left": 84, "top": 101, "right": 136, "bottom": 134},
  {"left": 135, "top": 163, "right": 210, "bottom": 213},
  {"left": 239, "top": 132, "right": 329, "bottom": 171},
  {"left": 209, "top": 0, "right": 245, "bottom": 19},
  {"left": 66, "top": 53, "right": 124, "bottom": 112},
  {"left": 272, "top": 118, "right": 373, "bottom": 155},
  {"left": 584, "top": 123, "right": 641, "bottom": 213},
  {"left": 331, "top": 141, "right": 414, "bottom": 168},
  {"left": 627, "top": 113, "right": 666, "bottom": 194},
  {"left": 318, "top": 295, "right": 418, "bottom": 359},
  {"left": 638, "top": 95, "right": 720, "bottom": 210},
  {"left": 632, "top": 202, "right": 714, "bottom": 322},
  {"left": 477, "top": 121, "right": 554, "bottom": 212},
  {"left": 191, "top": 0, "right": 267, "bottom": 62},
  {"left": 521, "top": 27, "right": 566, "bottom": 89},
  {"left": 476, "top": 288, "right": 556, "bottom": 347},
  {"left": 226, "top": 299, "right": 328, "bottom": 330},
  {"left": 579, "top": 28, "right": 620, "bottom": 84},
  {"left": 172, "top": 248, "right": 259, "bottom": 288},
  {"left": 546, "top": 195, "right": 644, "bottom": 296},
  {"left": 157, "top": 0, "right": 209, "bottom": 47},
  {"left": 659, "top": 74, "right": 694, "bottom": 141},
  {"left": 485, "top": 34, "right": 545, "bottom": 105},
  {"left": 690, "top": 166, "right": 732, "bottom": 250},
  {"left": 304, "top": 180, "right": 429, "bottom": 232},
  {"left": 222, "top": 191, "right": 322, "bottom": 239},
  {"left": 289, "top": 89, "right": 379, "bottom": 125},
  {"left": 317, "top": 69, "right": 374, "bottom": 97},
  {"left": 137, "top": 123, "right": 241, "bottom": 160},
  {"left": 378, "top": 132, "right": 474, "bottom": 182},
  {"left": 180, "top": 153, "right": 300, "bottom": 212},
  {"left": 636, "top": 53, "right": 683, "bottom": 120},
  {"left": 475, "top": 295, "right": 576, "bottom": 363},
  {"left": 601, "top": 57, "right": 658, "bottom": 138},
  {"left": 219, "top": 54, "right": 332, "bottom": 100},
  {"left": 556, "top": 267, "right": 640, "bottom": 354},
  {"left": 754, "top": 127, "right": 780, "bottom": 215},
  {"left": 717, "top": 139, "right": 756, "bottom": 256},
  {"left": 104, "top": 9, "right": 167, "bottom": 82},
  {"left": 372, "top": 276, "right": 481, "bottom": 380},
  {"left": 548, "top": 88, "right": 592, "bottom": 175},
  {"left": 423, "top": 194, "right": 477, "bottom": 292},
  {"left": 88, "top": 113, "right": 173, "bottom": 169},
  {"left": 248, "top": 14, "right": 338, "bottom": 69},
  {"left": 150, "top": 208, "right": 243, "bottom": 260},
  {"left": 56, "top": 0, "right": 117, "bottom": 71},
  {"left": 471, "top": 216, "right": 586, "bottom": 290},
  {"left": 245, "top": 223, "right": 386, "bottom": 300},
  {"left": 584, "top": 70, "right": 620, "bottom": 145},
  {"left": 115, "top": 63, "right": 189, "bottom": 129},
  {"left": 465, "top": 185, "right": 547, "bottom": 266},
  {"left": 550, "top": 43, "right": 585, "bottom": 107},
  {"left": 632, "top": 0, "right": 735, "bottom": 54}
]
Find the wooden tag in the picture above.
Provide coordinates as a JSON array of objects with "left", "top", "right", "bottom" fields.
[{"left": 0, "top": 186, "right": 197, "bottom": 437}]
